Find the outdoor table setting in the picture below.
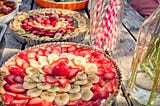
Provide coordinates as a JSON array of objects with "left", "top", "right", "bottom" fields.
[{"left": 0, "top": 0, "right": 159, "bottom": 106}]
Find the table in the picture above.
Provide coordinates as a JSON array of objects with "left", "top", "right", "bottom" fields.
[{"left": 0, "top": 0, "right": 145, "bottom": 106}]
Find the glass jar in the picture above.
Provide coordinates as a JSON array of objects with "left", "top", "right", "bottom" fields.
[{"left": 127, "top": 3, "right": 160, "bottom": 106}]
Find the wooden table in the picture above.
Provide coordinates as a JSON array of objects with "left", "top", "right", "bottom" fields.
[{"left": 0, "top": 0, "right": 145, "bottom": 106}]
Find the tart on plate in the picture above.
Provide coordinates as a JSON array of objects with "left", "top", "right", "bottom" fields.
[
  {"left": 0, "top": 42, "right": 121, "bottom": 106},
  {"left": 9, "top": 9, "right": 89, "bottom": 45}
]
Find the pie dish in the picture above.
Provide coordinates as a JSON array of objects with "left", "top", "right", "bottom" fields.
[
  {"left": 9, "top": 9, "right": 89, "bottom": 45},
  {"left": 0, "top": 42, "right": 121, "bottom": 106}
]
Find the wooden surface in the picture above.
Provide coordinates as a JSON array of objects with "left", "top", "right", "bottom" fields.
[{"left": 0, "top": 0, "right": 145, "bottom": 106}]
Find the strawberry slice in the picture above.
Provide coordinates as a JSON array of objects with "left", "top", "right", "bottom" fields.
[
  {"left": 93, "top": 99, "right": 101, "bottom": 106},
  {"left": 96, "top": 59, "right": 113, "bottom": 69},
  {"left": 8, "top": 83, "right": 26, "bottom": 94},
  {"left": 58, "top": 66, "right": 70, "bottom": 76},
  {"left": 82, "top": 101, "right": 93, "bottom": 106},
  {"left": 4, "top": 74, "right": 16, "bottom": 84},
  {"left": 15, "top": 94, "right": 30, "bottom": 100},
  {"left": 3, "top": 92, "right": 15, "bottom": 104},
  {"left": 58, "top": 78, "right": 70, "bottom": 87},
  {"left": 36, "top": 48, "right": 45, "bottom": 56},
  {"left": 8, "top": 65, "right": 24, "bottom": 75},
  {"left": 103, "top": 82, "right": 114, "bottom": 94},
  {"left": 97, "top": 77, "right": 105, "bottom": 87},
  {"left": 15, "top": 57, "right": 25, "bottom": 68},
  {"left": 104, "top": 71, "right": 116, "bottom": 80},
  {"left": 66, "top": 25, "right": 75, "bottom": 31},
  {"left": 18, "top": 53, "right": 28, "bottom": 61},
  {"left": 79, "top": 48, "right": 91, "bottom": 57},
  {"left": 10, "top": 99, "right": 28, "bottom": 106},
  {"left": 62, "top": 46, "right": 68, "bottom": 52},
  {"left": 45, "top": 76, "right": 58, "bottom": 84},
  {"left": 28, "top": 98, "right": 45, "bottom": 106},
  {"left": 66, "top": 100, "right": 81, "bottom": 106},
  {"left": 44, "top": 50, "right": 51, "bottom": 56},
  {"left": 68, "top": 67, "right": 79, "bottom": 78},
  {"left": 42, "top": 65, "right": 53, "bottom": 75},
  {"left": 26, "top": 51, "right": 37, "bottom": 59},
  {"left": 52, "top": 66, "right": 60, "bottom": 76},
  {"left": 13, "top": 75, "right": 23, "bottom": 83},
  {"left": 3, "top": 83, "right": 10, "bottom": 91},
  {"left": 45, "top": 45, "right": 53, "bottom": 52},
  {"left": 91, "top": 84, "right": 101, "bottom": 100},
  {"left": 51, "top": 20, "right": 57, "bottom": 27},
  {"left": 67, "top": 44, "right": 77, "bottom": 52},
  {"left": 22, "top": 62, "right": 30, "bottom": 69}
]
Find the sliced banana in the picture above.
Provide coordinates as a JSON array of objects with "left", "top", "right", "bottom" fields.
[
  {"left": 30, "top": 60, "right": 40, "bottom": 69},
  {"left": 22, "top": 82, "right": 37, "bottom": 89},
  {"left": 85, "top": 63, "right": 98, "bottom": 74},
  {"left": 37, "top": 83, "right": 51, "bottom": 90},
  {"left": 87, "top": 74, "right": 99, "bottom": 83},
  {"left": 68, "top": 84, "right": 80, "bottom": 93},
  {"left": 81, "top": 83, "right": 93, "bottom": 89},
  {"left": 69, "top": 93, "right": 81, "bottom": 102},
  {"left": 47, "top": 85, "right": 60, "bottom": 92},
  {"left": 38, "top": 56, "right": 48, "bottom": 64},
  {"left": 55, "top": 93, "right": 69, "bottom": 106},
  {"left": 38, "top": 68, "right": 46, "bottom": 74},
  {"left": 74, "top": 79, "right": 88, "bottom": 85},
  {"left": 31, "top": 74, "right": 41, "bottom": 82},
  {"left": 74, "top": 56, "right": 86, "bottom": 66},
  {"left": 40, "top": 91, "right": 56, "bottom": 102},
  {"left": 39, "top": 62, "right": 49, "bottom": 68},
  {"left": 76, "top": 73, "right": 87, "bottom": 80},
  {"left": 27, "top": 88, "right": 42, "bottom": 97},
  {"left": 24, "top": 76, "right": 33, "bottom": 82},
  {"left": 60, "top": 53, "right": 68, "bottom": 58},
  {"left": 48, "top": 54, "right": 59, "bottom": 64},
  {"left": 59, "top": 84, "right": 71, "bottom": 92},
  {"left": 67, "top": 54, "right": 76, "bottom": 60},
  {"left": 25, "top": 67, "right": 35, "bottom": 75},
  {"left": 80, "top": 88, "right": 93, "bottom": 101},
  {"left": 39, "top": 74, "right": 45, "bottom": 82}
]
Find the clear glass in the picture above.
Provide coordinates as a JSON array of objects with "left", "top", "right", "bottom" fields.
[
  {"left": 127, "top": 4, "right": 160, "bottom": 105},
  {"left": 89, "top": 0, "right": 124, "bottom": 52}
]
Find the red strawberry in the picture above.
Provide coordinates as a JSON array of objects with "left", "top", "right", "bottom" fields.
[
  {"left": 22, "top": 62, "right": 30, "bottom": 69},
  {"left": 104, "top": 71, "right": 116, "bottom": 80},
  {"left": 45, "top": 45, "right": 53, "bottom": 52},
  {"left": 59, "top": 66, "right": 70, "bottom": 76},
  {"left": 97, "top": 59, "right": 113, "bottom": 69},
  {"left": 36, "top": 48, "right": 45, "bottom": 56},
  {"left": 58, "top": 58, "right": 69, "bottom": 64},
  {"left": 42, "top": 65, "right": 53, "bottom": 75},
  {"left": 28, "top": 98, "right": 45, "bottom": 106},
  {"left": 13, "top": 75, "right": 23, "bottom": 83},
  {"left": 45, "top": 76, "right": 58, "bottom": 84},
  {"left": 103, "top": 82, "right": 114, "bottom": 94},
  {"left": 15, "top": 94, "right": 30, "bottom": 100},
  {"left": 51, "top": 20, "right": 57, "bottom": 27},
  {"left": 8, "top": 83, "right": 26, "bottom": 94},
  {"left": 82, "top": 101, "right": 93, "bottom": 106},
  {"left": 18, "top": 53, "right": 28, "bottom": 61},
  {"left": 58, "top": 28, "right": 67, "bottom": 35},
  {"left": 58, "top": 78, "right": 70, "bottom": 87},
  {"left": 52, "top": 66, "right": 60, "bottom": 76},
  {"left": 66, "top": 25, "right": 75, "bottom": 31},
  {"left": 93, "top": 99, "right": 101, "bottom": 106},
  {"left": 79, "top": 48, "right": 91, "bottom": 57},
  {"left": 98, "top": 77, "right": 105, "bottom": 87},
  {"left": 26, "top": 51, "right": 37, "bottom": 59},
  {"left": 4, "top": 74, "right": 16, "bottom": 84},
  {"left": 68, "top": 67, "right": 79, "bottom": 78},
  {"left": 67, "top": 44, "right": 77, "bottom": 52},
  {"left": 8, "top": 65, "right": 24, "bottom": 75},
  {"left": 15, "top": 58, "right": 25, "bottom": 68},
  {"left": 3, "top": 92, "right": 14, "bottom": 104},
  {"left": 62, "top": 46, "right": 68, "bottom": 52},
  {"left": 44, "top": 18, "right": 51, "bottom": 24},
  {"left": 66, "top": 100, "right": 81, "bottom": 106},
  {"left": 3, "top": 83, "right": 10, "bottom": 91},
  {"left": 89, "top": 51, "right": 105, "bottom": 61},
  {"left": 91, "top": 84, "right": 101, "bottom": 100},
  {"left": 10, "top": 99, "right": 28, "bottom": 106}
]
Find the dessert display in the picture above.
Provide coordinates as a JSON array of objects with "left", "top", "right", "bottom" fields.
[
  {"left": 10, "top": 9, "right": 89, "bottom": 45},
  {"left": 36, "top": 0, "right": 88, "bottom": 10},
  {"left": 0, "top": 42, "right": 121, "bottom": 106}
]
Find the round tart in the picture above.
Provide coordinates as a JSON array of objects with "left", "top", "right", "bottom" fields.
[
  {"left": 0, "top": 42, "right": 121, "bottom": 106},
  {"left": 9, "top": 9, "right": 89, "bottom": 45}
]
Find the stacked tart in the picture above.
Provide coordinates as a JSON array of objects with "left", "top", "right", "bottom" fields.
[
  {"left": 9, "top": 9, "right": 89, "bottom": 45},
  {"left": 0, "top": 42, "right": 121, "bottom": 106}
]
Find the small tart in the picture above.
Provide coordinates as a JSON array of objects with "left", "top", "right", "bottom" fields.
[
  {"left": 0, "top": 42, "right": 121, "bottom": 106},
  {"left": 9, "top": 9, "right": 89, "bottom": 46}
]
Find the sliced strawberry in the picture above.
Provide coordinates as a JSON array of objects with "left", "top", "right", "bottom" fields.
[
  {"left": 96, "top": 59, "right": 113, "bottom": 69},
  {"left": 79, "top": 48, "right": 91, "bottom": 57},
  {"left": 67, "top": 44, "right": 77, "bottom": 52},
  {"left": 28, "top": 98, "right": 45, "bottom": 106},
  {"left": 89, "top": 51, "right": 105, "bottom": 62},
  {"left": 45, "top": 45, "right": 53, "bottom": 52},
  {"left": 97, "top": 77, "right": 105, "bottom": 87},
  {"left": 57, "top": 28, "right": 67, "bottom": 35},
  {"left": 66, "top": 100, "right": 81, "bottom": 106},
  {"left": 8, "top": 83, "right": 26, "bottom": 94},
  {"left": 15, "top": 94, "right": 30, "bottom": 100},
  {"left": 44, "top": 18, "right": 51, "bottom": 24},
  {"left": 15, "top": 57, "right": 25, "bottom": 68},
  {"left": 103, "top": 82, "right": 114, "bottom": 94},
  {"left": 22, "top": 62, "right": 30, "bottom": 69},
  {"left": 36, "top": 48, "right": 45, "bottom": 56},
  {"left": 68, "top": 67, "right": 79, "bottom": 78},
  {"left": 53, "top": 45, "right": 62, "bottom": 53},
  {"left": 52, "top": 66, "right": 60, "bottom": 76},
  {"left": 93, "top": 99, "right": 101, "bottom": 106},
  {"left": 58, "top": 66, "right": 70, "bottom": 76},
  {"left": 58, "top": 78, "right": 70, "bottom": 87},
  {"left": 20, "top": 73, "right": 26, "bottom": 79},
  {"left": 45, "top": 75, "right": 58, "bottom": 84},
  {"left": 3, "top": 92, "right": 14, "bottom": 104},
  {"left": 82, "top": 101, "right": 93, "bottom": 106},
  {"left": 8, "top": 65, "right": 24, "bottom": 75},
  {"left": 66, "top": 25, "right": 75, "bottom": 31},
  {"left": 91, "top": 84, "right": 101, "bottom": 100},
  {"left": 3, "top": 83, "right": 10, "bottom": 91},
  {"left": 26, "top": 51, "right": 37, "bottom": 59},
  {"left": 42, "top": 65, "right": 53, "bottom": 75},
  {"left": 62, "top": 46, "right": 68, "bottom": 52},
  {"left": 4, "top": 74, "right": 16, "bottom": 84},
  {"left": 44, "top": 50, "right": 51, "bottom": 56},
  {"left": 18, "top": 53, "right": 28, "bottom": 61},
  {"left": 51, "top": 20, "right": 57, "bottom": 27},
  {"left": 10, "top": 99, "right": 28, "bottom": 106},
  {"left": 104, "top": 71, "right": 116, "bottom": 80},
  {"left": 13, "top": 75, "right": 23, "bottom": 83}
]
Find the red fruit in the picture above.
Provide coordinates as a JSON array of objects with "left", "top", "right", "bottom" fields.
[
  {"left": 90, "top": 51, "right": 105, "bottom": 61},
  {"left": 66, "top": 101, "right": 80, "bottom": 106},
  {"left": 91, "top": 84, "right": 101, "bottom": 100},
  {"left": 67, "top": 44, "right": 77, "bottom": 52},
  {"left": 44, "top": 18, "right": 51, "bottom": 24},
  {"left": 68, "top": 67, "right": 79, "bottom": 78},
  {"left": 66, "top": 25, "right": 75, "bottom": 31},
  {"left": 53, "top": 45, "right": 62, "bottom": 53},
  {"left": 26, "top": 51, "right": 37, "bottom": 59},
  {"left": 45, "top": 76, "right": 58, "bottom": 84},
  {"left": 28, "top": 98, "right": 45, "bottom": 106},
  {"left": 4, "top": 83, "right": 10, "bottom": 91},
  {"left": 45, "top": 45, "right": 53, "bottom": 52},
  {"left": 58, "top": 28, "right": 67, "bottom": 35},
  {"left": 58, "top": 78, "right": 70, "bottom": 87},
  {"left": 20, "top": 73, "right": 26, "bottom": 79},
  {"left": 104, "top": 71, "right": 116, "bottom": 80},
  {"left": 10, "top": 99, "right": 28, "bottom": 106},
  {"left": 4, "top": 74, "right": 16, "bottom": 84},
  {"left": 93, "top": 99, "right": 101, "bottom": 106},
  {"left": 62, "top": 46, "right": 68, "bottom": 52},
  {"left": 42, "top": 65, "right": 53, "bottom": 75},
  {"left": 98, "top": 77, "right": 105, "bottom": 87},
  {"left": 52, "top": 66, "right": 60, "bottom": 76},
  {"left": 51, "top": 20, "right": 57, "bottom": 27},
  {"left": 3, "top": 92, "right": 14, "bottom": 104},
  {"left": 18, "top": 53, "right": 28, "bottom": 61},
  {"left": 66, "top": 18, "right": 73, "bottom": 23},
  {"left": 44, "top": 50, "right": 51, "bottom": 56},
  {"left": 15, "top": 94, "right": 30, "bottom": 100},
  {"left": 22, "top": 62, "right": 30, "bottom": 69},
  {"left": 83, "top": 101, "right": 93, "bottom": 106},
  {"left": 13, "top": 75, "right": 23, "bottom": 83},
  {"left": 35, "top": 17, "right": 44, "bottom": 24},
  {"left": 36, "top": 48, "right": 45, "bottom": 58},
  {"left": 79, "top": 48, "right": 91, "bottom": 57},
  {"left": 59, "top": 66, "right": 70, "bottom": 76},
  {"left": 96, "top": 59, "right": 113, "bottom": 69},
  {"left": 8, "top": 83, "right": 26, "bottom": 94},
  {"left": 8, "top": 65, "right": 24, "bottom": 75},
  {"left": 103, "top": 82, "right": 114, "bottom": 94},
  {"left": 58, "top": 58, "right": 69, "bottom": 64},
  {"left": 15, "top": 58, "right": 25, "bottom": 67}
]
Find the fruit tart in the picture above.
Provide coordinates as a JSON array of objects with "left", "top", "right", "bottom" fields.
[
  {"left": 0, "top": 42, "right": 121, "bottom": 106},
  {"left": 9, "top": 9, "right": 89, "bottom": 45}
]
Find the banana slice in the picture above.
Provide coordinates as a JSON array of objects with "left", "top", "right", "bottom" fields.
[
  {"left": 30, "top": 60, "right": 40, "bottom": 69},
  {"left": 37, "top": 83, "right": 51, "bottom": 90},
  {"left": 40, "top": 91, "right": 56, "bottom": 102},
  {"left": 25, "top": 67, "right": 35, "bottom": 75},
  {"left": 39, "top": 62, "right": 49, "bottom": 68},
  {"left": 39, "top": 74, "right": 45, "bottom": 82},
  {"left": 68, "top": 84, "right": 80, "bottom": 93},
  {"left": 80, "top": 88, "right": 93, "bottom": 101},
  {"left": 74, "top": 56, "right": 86, "bottom": 66},
  {"left": 87, "top": 74, "right": 99, "bottom": 83},
  {"left": 38, "top": 68, "right": 46, "bottom": 74},
  {"left": 55, "top": 93, "right": 69, "bottom": 106},
  {"left": 85, "top": 63, "right": 98, "bottom": 74},
  {"left": 60, "top": 53, "right": 69, "bottom": 58},
  {"left": 48, "top": 54, "right": 59, "bottom": 64},
  {"left": 76, "top": 73, "right": 87, "bottom": 80},
  {"left": 47, "top": 85, "right": 60, "bottom": 92},
  {"left": 81, "top": 83, "right": 93, "bottom": 89},
  {"left": 67, "top": 54, "right": 76, "bottom": 60},
  {"left": 31, "top": 74, "right": 41, "bottom": 82},
  {"left": 27, "top": 88, "right": 42, "bottom": 97},
  {"left": 38, "top": 56, "right": 48, "bottom": 64},
  {"left": 24, "top": 76, "right": 33, "bottom": 82},
  {"left": 69, "top": 93, "right": 81, "bottom": 102},
  {"left": 22, "top": 82, "right": 37, "bottom": 89},
  {"left": 59, "top": 84, "right": 71, "bottom": 92},
  {"left": 74, "top": 79, "right": 88, "bottom": 85}
]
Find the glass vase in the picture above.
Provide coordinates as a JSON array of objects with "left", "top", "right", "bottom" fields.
[{"left": 127, "top": 3, "right": 160, "bottom": 106}]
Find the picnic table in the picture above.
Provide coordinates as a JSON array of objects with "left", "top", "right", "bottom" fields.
[{"left": 0, "top": 0, "right": 145, "bottom": 106}]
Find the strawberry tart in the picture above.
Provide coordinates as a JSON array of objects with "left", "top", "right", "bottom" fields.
[
  {"left": 9, "top": 9, "right": 89, "bottom": 45},
  {"left": 0, "top": 42, "right": 121, "bottom": 106}
]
